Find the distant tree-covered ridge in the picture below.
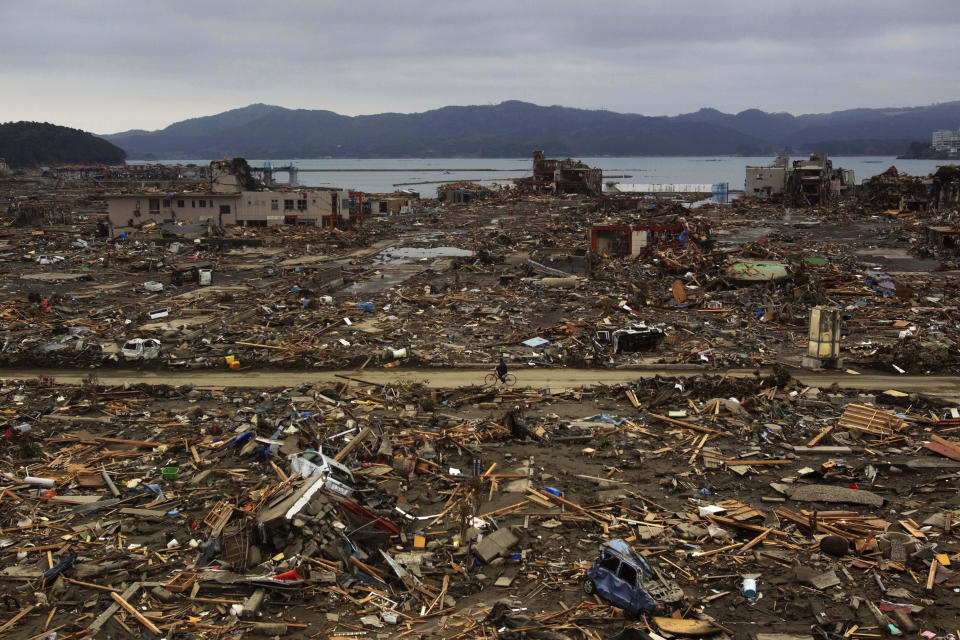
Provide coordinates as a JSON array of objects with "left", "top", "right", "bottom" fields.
[
  {"left": 101, "top": 100, "right": 960, "bottom": 159},
  {"left": 0, "top": 121, "right": 126, "bottom": 168}
]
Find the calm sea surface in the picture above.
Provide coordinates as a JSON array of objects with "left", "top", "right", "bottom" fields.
[{"left": 130, "top": 157, "right": 953, "bottom": 198}]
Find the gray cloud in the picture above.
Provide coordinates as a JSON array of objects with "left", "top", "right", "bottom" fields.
[{"left": 1, "top": 0, "right": 958, "bottom": 133}]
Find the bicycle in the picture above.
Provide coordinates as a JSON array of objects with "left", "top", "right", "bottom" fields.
[{"left": 484, "top": 372, "right": 517, "bottom": 387}]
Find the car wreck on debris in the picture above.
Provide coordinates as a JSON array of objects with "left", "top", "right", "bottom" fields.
[{"left": 583, "top": 539, "right": 684, "bottom": 616}]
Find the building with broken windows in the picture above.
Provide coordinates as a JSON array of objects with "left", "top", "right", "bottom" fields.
[
  {"left": 525, "top": 150, "right": 602, "bottom": 194},
  {"left": 105, "top": 160, "right": 351, "bottom": 232},
  {"left": 436, "top": 182, "right": 492, "bottom": 203},
  {"left": 746, "top": 153, "right": 855, "bottom": 204},
  {"left": 106, "top": 188, "right": 350, "bottom": 232}
]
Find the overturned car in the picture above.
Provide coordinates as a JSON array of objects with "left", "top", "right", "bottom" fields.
[
  {"left": 583, "top": 539, "right": 683, "bottom": 616},
  {"left": 595, "top": 324, "right": 665, "bottom": 354}
]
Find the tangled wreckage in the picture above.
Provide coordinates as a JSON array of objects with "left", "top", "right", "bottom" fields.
[{"left": 0, "top": 156, "right": 959, "bottom": 639}]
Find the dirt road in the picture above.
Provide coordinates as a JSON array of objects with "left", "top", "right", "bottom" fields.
[{"left": 2, "top": 367, "right": 958, "bottom": 399}]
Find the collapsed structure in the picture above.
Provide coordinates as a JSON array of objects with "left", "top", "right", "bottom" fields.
[
  {"left": 860, "top": 164, "right": 960, "bottom": 212},
  {"left": 746, "top": 153, "right": 855, "bottom": 204},
  {"left": 522, "top": 150, "right": 602, "bottom": 194}
]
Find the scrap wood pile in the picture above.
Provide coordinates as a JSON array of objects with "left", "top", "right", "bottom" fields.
[
  {"left": 0, "top": 371, "right": 958, "bottom": 639},
  {"left": 1, "top": 178, "right": 959, "bottom": 376}
]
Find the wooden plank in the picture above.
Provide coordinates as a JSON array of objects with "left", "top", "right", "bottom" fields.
[
  {"left": 807, "top": 425, "right": 835, "bottom": 447},
  {"left": 923, "top": 440, "right": 960, "bottom": 461},
  {"left": 96, "top": 437, "right": 163, "bottom": 448},
  {"left": 111, "top": 591, "right": 162, "bottom": 635},
  {"left": 692, "top": 542, "right": 742, "bottom": 558},
  {"left": 647, "top": 413, "right": 725, "bottom": 435},
  {"left": 333, "top": 426, "right": 372, "bottom": 462},
  {"left": 925, "top": 559, "right": 938, "bottom": 591},
  {"left": 0, "top": 604, "right": 35, "bottom": 634},
  {"left": 736, "top": 528, "right": 773, "bottom": 555},
  {"left": 86, "top": 582, "right": 144, "bottom": 635}
]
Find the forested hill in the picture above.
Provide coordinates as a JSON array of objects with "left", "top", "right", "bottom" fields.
[{"left": 0, "top": 121, "right": 126, "bottom": 168}]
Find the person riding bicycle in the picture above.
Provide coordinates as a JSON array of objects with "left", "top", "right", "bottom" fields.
[{"left": 495, "top": 357, "right": 509, "bottom": 383}]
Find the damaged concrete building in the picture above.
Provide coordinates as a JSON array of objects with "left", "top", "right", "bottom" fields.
[
  {"left": 105, "top": 159, "right": 351, "bottom": 233},
  {"left": 527, "top": 150, "right": 602, "bottom": 194},
  {"left": 436, "top": 182, "right": 492, "bottom": 203},
  {"left": 746, "top": 153, "right": 855, "bottom": 204},
  {"left": 929, "top": 164, "right": 960, "bottom": 209},
  {"left": 927, "top": 225, "right": 960, "bottom": 257},
  {"left": 355, "top": 191, "right": 419, "bottom": 216}
]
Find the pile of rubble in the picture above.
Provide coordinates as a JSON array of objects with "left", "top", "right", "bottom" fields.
[{"left": 0, "top": 370, "right": 958, "bottom": 638}]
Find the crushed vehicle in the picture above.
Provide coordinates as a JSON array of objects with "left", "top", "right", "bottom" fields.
[
  {"left": 583, "top": 539, "right": 684, "bottom": 616},
  {"left": 596, "top": 324, "right": 666, "bottom": 354},
  {"left": 288, "top": 448, "right": 356, "bottom": 498},
  {"left": 34, "top": 254, "right": 65, "bottom": 265},
  {"left": 120, "top": 337, "right": 162, "bottom": 361},
  {"left": 170, "top": 261, "right": 213, "bottom": 286}
]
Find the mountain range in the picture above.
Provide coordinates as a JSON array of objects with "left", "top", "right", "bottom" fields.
[{"left": 101, "top": 100, "right": 960, "bottom": 159}]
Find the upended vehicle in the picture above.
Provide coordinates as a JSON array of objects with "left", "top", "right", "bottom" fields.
[{"left": 583, "top": 539, "right": 683, "bottom": 616}]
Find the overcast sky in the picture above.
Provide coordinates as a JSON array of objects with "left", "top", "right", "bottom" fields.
[{"left": 1, "top": 0, "right": 958, "bottom": 134}]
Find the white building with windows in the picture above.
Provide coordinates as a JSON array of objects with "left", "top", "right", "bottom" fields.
[
  {"left": 932, "top": 129, "right": 960, "bottom": 153},
  {"left": 106, "top": 187, "right": 350, "bottom": 232}
]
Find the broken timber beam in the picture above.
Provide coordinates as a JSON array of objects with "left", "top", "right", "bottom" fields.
[{"left": 647, "top": 413, "right": 724, "bottom": 435}]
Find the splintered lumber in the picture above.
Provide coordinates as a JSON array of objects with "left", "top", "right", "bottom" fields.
[
  {"left": 524, "top": 489, "right": 554, "bottom": 508},
  {"left": 692, "top": 542, "right": 742, "bottom": 558},
  {"left": 86, "top": 582, "right": 154, "bottom": 635},
  {"left": 721, "top": 458, "right": 792, "bottom": 466},
  {"left": 806, "top": 425, "right": 835, "bottom": 447},
  {"left": 923, "top": 435, "right": 960, "bottom": 461},
  {"left": 625, "top": 390, "right": 640, "bottom": 408},
  {"left": 233, "top": 341, "right": 293, "bottom": 351},
  {"left": 0, "top": 604, "right": 35, "bottom": 634},
  {"left": 647, "top": 413, "right": 724, "bottom": 435},
  {"left": 838, "top": 404, "right": 905, "bottom": 436},
  {"left": 333, "top": 426, "right": 372, "bottom": 462},
  {"left": 704, "top": 513, "right": 788, "bottom": 537},
  {"left": 96, "top": 437, "right": 163, "bottom": 448},
  {"left": 926, "top": 559, "right": 938, "bottom": 590},
  {"left": 533, "top": 489, "right": 607, "bottom": 523},
  {"left": 110, "top": 591, "right": 162, "bottom": 635},
  {"left": 735, "top": 527, "right": 772, "bottom": 555},
  {"left": 716, "top": 499, "right": 765, "bottom": 521}
]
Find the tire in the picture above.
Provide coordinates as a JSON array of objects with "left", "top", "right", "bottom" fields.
[
  {"left": 483, "top": 373, "right": 498, "bottom": 387},
  {"left": 503, "top": 373, "right": 517, "bottom": 387},
  {"left": 582, "top": 578, "right": 596, "bottom": 595}
]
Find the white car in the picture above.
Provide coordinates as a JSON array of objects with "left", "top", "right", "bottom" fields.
[
  {"left": 288, "top": 449, "right": 355, "bottom": 498},
  {"left": 121, "top": 338, "right": 161, "bottom": 361}
]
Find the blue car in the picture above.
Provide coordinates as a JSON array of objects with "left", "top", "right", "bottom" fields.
[{"left": 583, "top": 539, "right": 683, "bottom": 616}]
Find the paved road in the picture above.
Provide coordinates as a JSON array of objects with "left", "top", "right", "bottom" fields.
[{"left": 1, "top": 368, "right": 957, "bottom": 399}]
